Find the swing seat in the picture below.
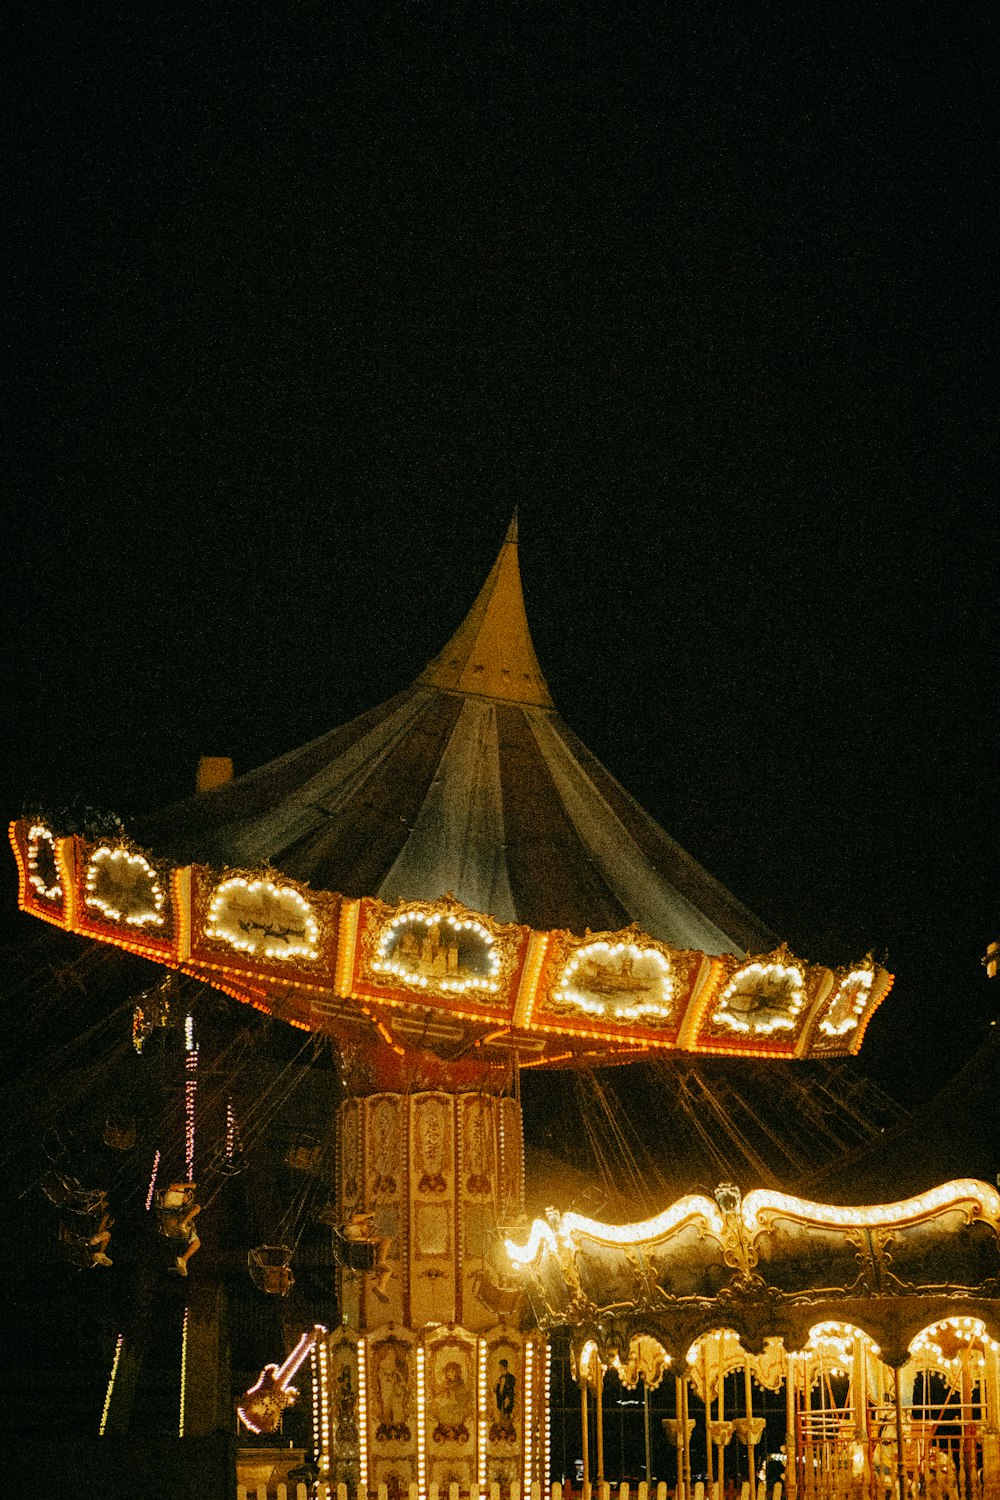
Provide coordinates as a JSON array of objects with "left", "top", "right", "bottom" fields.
[
  {"left": 331, "top": 1227, "right": 378, "bottom": 1273},
  {"left": 104, "top": 1116, "right": 137, "bottom": 1151},
  {"left": 248, "top": 1244, "right": 295, "bottom": 1295},
  {"left": 287, "top": 1139, "right": 322, "bottom": 1172}
]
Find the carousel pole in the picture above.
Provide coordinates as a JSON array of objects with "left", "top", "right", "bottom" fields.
[
  {"left": 644, "top": 1379, "right": 652, "bottom": 1488},
  {"left": 596, "top": 1360, "right": 605, "bottom": 1490},
  {"left": 717, "top": 1339, "right": 727, "bottom": 1499},
  {"left": 958, "top": 1349, "right": 973, "bottom": 1500},
  {"left": 802, "top": 1357, "right": 815, "bottom": 1500},
  {"left": 683, "top": 1372, "right": 693, "bottom": 1500},
  {"left": 785, "top": 1352, "right": 797, "bottom": 1500},
  {"left": 851, "top": 1334, "right": 868, "bottom": 1500},
  {"left": 743, "top": 1356, "right": 758, "bottom": 1500},
  {"left": 892, "top": 1367, "right": 906, "bottom": 1500},
  {"left": 582, "top": 1373, "right": 591, "bottom": 1500},
  {"left": 704, "top": 1346, "right": 715, "bottom": 1497},
  {"left": 675, "top": 1376, "right": 687, "bottom": 1500},
  {"left": 982, "top": 1340, "right": 1000, "bottom": 1500}
]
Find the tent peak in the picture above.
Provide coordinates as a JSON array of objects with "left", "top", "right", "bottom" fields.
[{"left": 417, "top": 520, "right": 553, "bottom": 707}]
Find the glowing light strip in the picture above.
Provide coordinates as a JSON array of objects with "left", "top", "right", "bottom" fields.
[
  {"left": 184, "top": 1040, "right": 198, "bottom": 1181},
  {"left": 506, "top": 1219, "right": 559, "bottom": 1265},
  {"left": 179, "top": 1306, "right": 189, "bottom": 1437},
  {"left": 909, "top": 1317, "right": 1000, "bottom": 1370},
  {"left": 743, "top": 1179, "right": 1000, "bottom": 1232},
  {"left": 560, "top": 1196, "right": 724, "bottom": 1248},
  {"left": 417, "top": 1345, "right": 428, "bottom": 1500},
  {"left": 85, "top": 846, "right": 166, "bottom": 927},
  {"left": 817, "top": 969, "right": 872, "bottom": 1037},
  {"left": 544, "top": 1343, "right": 552, "bottom": 1490},
  {"left": 145, "top": 1150, "right": 161, "bottom": 1210},
  {"left": 477, "top": 1338, "right": 488, "bottom": 1489},
  {"left": 99, "top": 1334, "right": 124, "bottom": 1436},
  {"left": 523, "top": 1342, "right": 535, "bottom": 1493},
  {"left": 27, "top": 824, "right": 62, "bottom": 899},
  {"left": 711, "top": 961, "right": 806, "bottom": 1035},
  {"left": 205, "top": 876, "right": 320, "bottom": 960},
  {"left": 358, "top": 1339, "right": 369, "bottom": 1496},
  {"left": 317, "top": 1334, "right": 331, "bottom": 1479},
  {"left": 57, "top": 838, "right": 77, "bottom": 929},
  {"left": 9, "top": 822, "right": 29, "bottom": 909},
  {"left": 513, "top": 930, "right": 549, "bottom": 1030},
  {"left": 373, "top": 910, "right": 502, "bottom": 994},
  {"left": 173, "top": 866, "right": 192, "bottom": 960},
  {"left": 335, "top": 899, "right": 360, "bottom": 996},
  {"left": 555, "top": 940, "right": 674, "bottom": 1020},
  {"left": 311, "top": 1346, "right": 321, "bottom": 1474},
  {"left": 853, "top": 969, "right": 894, "bottom": 1052}
]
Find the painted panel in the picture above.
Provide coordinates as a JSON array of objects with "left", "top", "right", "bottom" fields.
[
  {"left": 425, "top": 1326, "right": 477, "bottom": 1493},
  {"left": 409, "top": 1093, "right": 457, "bottom": 1327}
]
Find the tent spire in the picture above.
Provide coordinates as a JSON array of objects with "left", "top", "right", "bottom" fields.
[{"left": 417, "top": 516, "right": 553, "bottom": 707}]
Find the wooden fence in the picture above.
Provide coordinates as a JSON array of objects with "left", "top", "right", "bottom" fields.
[{"left": 237, "top": 1483, "right": 779, "bottom": 1500}]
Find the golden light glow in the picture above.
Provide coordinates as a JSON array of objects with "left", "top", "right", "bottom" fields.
[
  {"left": 179, "top": 1305, "right": 189, "bottom": 1437},
  {"left": 819, "top": 969, "right": 873, "bottom": 1037},
  {"left": 205, "top": 876, "right": 319, "bottom": 960},
  {"left": 10, "top": 816, "right": 894, "bottom": 1068},
  {"left": 99, "top": 1333, "right": 124, "bottom": 1437},
  {"left": 477, "top": 1338, "right": 488, "bottom": 1490},
  {"left": 358, "top": 1339, "right": 369, "bottom": 1496},
  {"left": 712, "top": 961, "right": 805, "bottom": 1035},
  {"left": 85, "top": 846, "right": 166, "bottom": 927},
  {"left": 554, "top": 940, "right": 674, "bottom": 1022},
  {"left": 317, "top": 1335, "right": 332, "bottom": 1478},
  {"left": 27, "top": 824, "right": 62, "bottom": 900},
  {"left": 743, "top": 1179, "right": 1000, "bottom": 1232},
  {"left": 416, "top": 1344, "right": 428, "bottom": 1500},
  {"left": 506, "top": 1194, "right": 725, "bottom": 1266},
  {"left": 544, "top": 1343, "right": 552, "bottom": 1489},
  {"left": 512, "top": 929, "right": 549, "bottom": 1030},
  {"left": 910, "top": 1317, "right": 1000, "bottom": 1373},
  {"left": 373, "top": 910, "right": 501, "bottom": 994},
  {"left": 523, "top": 1341, "right": 535, "bottom": 1493}
]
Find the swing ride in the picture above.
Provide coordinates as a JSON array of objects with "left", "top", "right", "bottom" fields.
[{"left": 8, "top": 519, "right": 998, "bottom": 1499}]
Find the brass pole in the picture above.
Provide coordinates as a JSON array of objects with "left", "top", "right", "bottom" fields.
[
  {"left": 785, "top": 1352, "right": 798, "bottom": 1500},
  {"left": 893, "top": 1370, "right": 906, "bottom": 1500},
  {"left": 704, "top": 1345, "right": 715, "bottom": 1494},
  {"left": 644, "top": 1379, "right": 652, "bottom": 1487},
  {"left": 582, "top": 1372, "right": 590, "bottom": 1500},
  {"left": 675, "top": 1375, "right": 686, "bottom": 1500},
  {"left": 683, "top": 1373, "right": 693, "bottom": 1500},
  {"left": 596, "top": 1360, "right": 605, "bottom": 1489},
  {"left": 718, "top": 1338, "right": 726, "bottom": 1499},
  {"left": 744, "top": 1355, "right": 758, "bottom": 1500}
]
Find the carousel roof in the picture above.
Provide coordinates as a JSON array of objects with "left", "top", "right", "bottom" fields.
[
  {"left": 11, "top": 519, "right": 893, "bottom": 1069},
  {"left": 505, "top": 1177, "right": 1000, "bottom": 1366},
  {"left": 135, "top": 517, "right": 771, "bottom": 958}
]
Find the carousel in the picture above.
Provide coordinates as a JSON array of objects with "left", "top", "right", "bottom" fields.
[{"left": 9, "top": 520, "right": 995, "bottom": 1499}]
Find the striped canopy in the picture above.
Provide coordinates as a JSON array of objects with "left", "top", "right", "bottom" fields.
[{"left": 136, "top": 519, "right": 773, "bottom": 959}]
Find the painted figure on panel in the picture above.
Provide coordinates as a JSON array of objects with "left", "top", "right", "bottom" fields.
[
  {"left": 490, "top": 1356, "right": 517, "bottom": 1443},
  {"left": 431, "top": 1355, "right": 471, "bottom": 1443},
  {"left": 375, "top": 1343, "right": 411, "bottom": 1441},
  {"left": 334, "top": 1361, "right": 358, "bottom": 1442}
]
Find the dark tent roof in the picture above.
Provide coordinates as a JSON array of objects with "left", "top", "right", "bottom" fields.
[{"left": 136, "top": 520, "right": 774, "bottom": 957}]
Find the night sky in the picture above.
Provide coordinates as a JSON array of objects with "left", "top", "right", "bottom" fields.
[{"left": 8, "top": 8, "right": 998, "bottom": 1105}]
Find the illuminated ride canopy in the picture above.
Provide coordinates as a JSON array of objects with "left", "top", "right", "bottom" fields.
[
  {"left": 505, "top": 1178, "right": 1000, "bottom": 1367},
  {"left": 9, "top": 831, "right": 892, "bottom": 1073},
  {"left": 11, "top": 521, "right": 892, "bottom": 1074}
]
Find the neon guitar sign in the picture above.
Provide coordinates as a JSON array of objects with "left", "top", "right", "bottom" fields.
[{"left": 237, "top": 1324, "right": 326, "bottom": 1435}]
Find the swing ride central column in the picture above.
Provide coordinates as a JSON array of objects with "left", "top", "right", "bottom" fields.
[{"left": 325, "top": 1087, "right": 548, "bottom": 1499}]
